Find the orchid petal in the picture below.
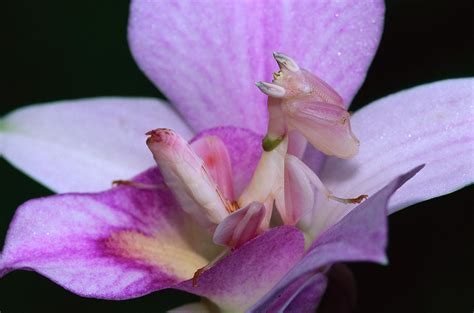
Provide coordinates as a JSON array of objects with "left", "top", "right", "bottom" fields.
[
  {"left": 248, "top": 272, "right": 327, "bottom": 313},
  {"left": 311, "top": 78, "right": 474, "bottom": 235},
  {"left": 176, "top": 226, "right": 305, "bottom": 312},
  {"left": 283, "top": 273, "right": 328, "bottom": 313},
  {"left": 213, "top": 202, "right": 267, "bottom": 249},
  {"left": 0, "top": 168, "right": 220, "bottom": 299},
  {"left": 0, "top": 97, "right": 192, "bottom": 193},
  {"left": 191, "top": 127, "right": 262, "bottom": 197},
  {"left": 191, "top": 135, "right": 235, "bottom": 201},
  {"left": 250, "top": 166, "right": 422, "bottom": 311},
  {"left": 128, "top": 0, "right": 385, "bottom": 134}
]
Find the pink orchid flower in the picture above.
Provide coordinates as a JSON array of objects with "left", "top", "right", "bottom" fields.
[{"left": 0, "top": 1, "right": 473, "bottom": 312}]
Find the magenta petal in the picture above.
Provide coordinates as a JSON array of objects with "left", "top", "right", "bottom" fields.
[
  {"left": 0, "top": 168, "right": 218, "bottom": 299},
  {"left": 283, "top": 273, "right": 328, "bottom": 313},
  {"left": 250, "top": 166, "right": 423, "bottom": 311},
  {"left": 191, "top": 127, "right": 262, "bottom": 196},
  {"left": 176, "top": 226, "right": 305, "bottom": 312},
  {"left": 128, "top": 1, "right": 384, "bottom": 134}
]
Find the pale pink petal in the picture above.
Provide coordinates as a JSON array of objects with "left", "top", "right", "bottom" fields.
[
  {"left": 0, "top": 97, "right": 193, "bottom": 193},
  {"left": 176, "top": 226, "right": 305, "bottom": 312},
  {"left": 311, "top": 79, "right": 473, "bottom": 235},
  {"left": 191, "top": 135, "right": 235, "bottom": 201},
  {"left": 128, "top": 0, "right": 384, "bottom": 134},
  {"left": 0, "top": 168, "right": 219, "bottom": 299},
  {"left": 213, "top": 202, "right": 267, "bottom": 248},
  {"left": 191, "top": 127, "right": 262, "bottom": 197}
]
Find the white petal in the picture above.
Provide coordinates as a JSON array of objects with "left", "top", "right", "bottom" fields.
[
  {"left": 309, "top": 78, "right": 474, "bottom": 236},
  {"left": 0, "top": 97, "right": 193, "bottom": 193}
]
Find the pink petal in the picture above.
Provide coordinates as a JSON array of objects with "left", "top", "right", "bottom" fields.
[
  {"left": 176, "top": 226, "right": 305, "bottom": 312},
  {"left": 191, "top": 135, "right": 235, "bottom": 201},
  {"left": 0, "top": 97, "right": 193, "bottom": 193},
  {"left": 128, "top": 0, "right": 384, "bottom": 134},
  {"left": 191, "top": 127, "right": 262, "bottom": 197},
  {"left": 250, "top": 166, "right": 422, "bottom": 311},
  {"left": 213, "top": 202, "right": 267, "bottom": 249},
  {"left": 312, "top": 78, "right": 474, "bottom": 235},
  {"left": 0, "top": 168, "right": 219, "bottom": 299}
]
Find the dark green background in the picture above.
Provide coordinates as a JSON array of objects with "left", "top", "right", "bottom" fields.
[{"left": 0, "top": 1, "right": 472, "bottom": 312}]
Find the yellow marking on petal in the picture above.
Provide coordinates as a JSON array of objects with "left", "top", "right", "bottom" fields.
[{"left": 105, "top": 230, "right": 209, "bottom": 280}]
